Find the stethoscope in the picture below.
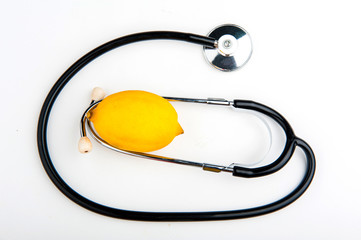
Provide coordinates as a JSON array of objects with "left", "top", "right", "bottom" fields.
[{"left": 37, "top": 24, "right": 316, "bottom": 221}]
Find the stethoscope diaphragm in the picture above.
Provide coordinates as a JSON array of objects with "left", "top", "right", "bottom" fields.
[{"left": 203, "top": 24, "right": 253, "bottom": 71}]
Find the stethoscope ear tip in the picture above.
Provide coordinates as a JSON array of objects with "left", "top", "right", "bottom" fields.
[
  {"left": 91, "top": 87, "right": 106, "bottom": 102},
  {"left": 204, "top": 24, "right": 253, "bottom": 72},
  {"left": 78, "top": 136, "right": 92, "bottom": 153}
]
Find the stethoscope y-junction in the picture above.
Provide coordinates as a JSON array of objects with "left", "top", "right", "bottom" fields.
[{"left": 37, "top": 24, "right": 316, "bottom": 221}]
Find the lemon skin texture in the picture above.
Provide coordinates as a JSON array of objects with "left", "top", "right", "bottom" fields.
[{"left": 89, "top": 90, "right": 183, "bottom": 152}]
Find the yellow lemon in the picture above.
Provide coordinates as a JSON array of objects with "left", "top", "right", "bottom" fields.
[{"left": 89, "top": 90, "right": 183, "bottom": 152}]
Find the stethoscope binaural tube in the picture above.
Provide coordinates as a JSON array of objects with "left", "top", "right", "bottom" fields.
[{"left": 37, "top": 29, "right": 316, "bottom": 221}]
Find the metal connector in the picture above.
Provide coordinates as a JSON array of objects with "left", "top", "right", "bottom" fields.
[
  {"left": 202, "top": 163, "right": 233, "bottom": 173},
  {"left": 206, "top": 98, "right": 231, "bottom": 105}
]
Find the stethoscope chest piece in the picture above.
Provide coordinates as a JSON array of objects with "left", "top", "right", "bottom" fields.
[{"left": 204, "top": 24, "right": 253, "bottom": 71}]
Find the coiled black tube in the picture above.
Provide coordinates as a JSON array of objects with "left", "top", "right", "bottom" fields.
[{"left": 37, "top": 31, "right": 315, "bottom": 221}]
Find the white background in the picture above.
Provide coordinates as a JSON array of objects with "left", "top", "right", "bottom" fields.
[{"left": 1, "top": 0, "right": 361, "bottom": 239}]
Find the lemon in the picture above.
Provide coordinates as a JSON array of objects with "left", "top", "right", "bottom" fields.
[{"left": 89, "top": 90, "right": 183, "bottom": 152}]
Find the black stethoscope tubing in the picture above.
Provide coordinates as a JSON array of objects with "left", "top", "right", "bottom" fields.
[{"left": 37, "top": 31, "right": 316, "bottom": 221}]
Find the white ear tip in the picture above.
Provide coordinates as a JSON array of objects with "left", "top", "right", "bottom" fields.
[
  {"left": 91, "top": 87, "right": 106, "bottom": 101},
  {"left": 78, "top": 136, "right": 92, "bottom": 153}
]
